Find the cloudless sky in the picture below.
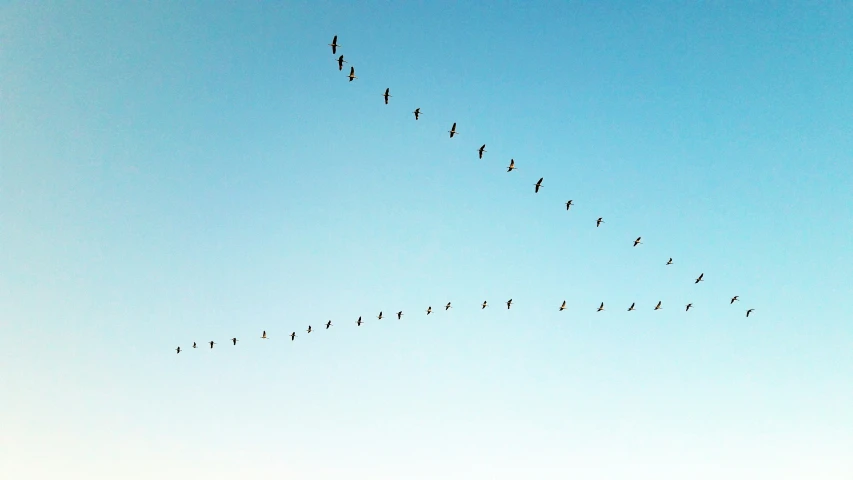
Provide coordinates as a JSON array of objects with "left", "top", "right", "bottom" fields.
[{"left": 2, "top": 1, "right": 852, "bottom": 478}]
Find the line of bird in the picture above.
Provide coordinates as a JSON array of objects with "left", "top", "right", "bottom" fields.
[{"left": 176, "top": 295, "right": 755, "bottom": 353}]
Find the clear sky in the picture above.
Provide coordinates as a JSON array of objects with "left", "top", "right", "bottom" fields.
[{"left": 2, "top": 1, "right": 852, "bottom": 478}]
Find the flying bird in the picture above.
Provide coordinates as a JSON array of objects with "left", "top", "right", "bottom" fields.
[
  {"left": 306, "top": 325, "right": 312, "bottom": 333},
  {"left": 209, "top": 341, "right": 215, "bottom": 349},
  {"left": 559, "top": 300, "right": 567, "bottom": 311},
  {"left": 336, "top": 55, "right": 346, "bottom": 71},
  {"left": 377, "top": 311, "right": 383, "bottom": 320},
  {"left": 231, "top": 337, "right": 238, "bottom": 346},
  {"left": 566, "top": 200, "right": 574, "bottom": 210},
  {"left": 633, "top": 237, "right": 643, "bottom": 247},
  {"left": 176, "top": 346, "right": 181, "bottom": 354},
  {"left": 534, "top": 177, "right": 543, "bottom": 193},
  {"left": 628, "top": 302, "right": 636, "bottom": 311},
  {"left": 654, "top": 301, "right": 662, "bottom": 310},
  {"left": 448, "top": 122, "right": 458, "bottom": 138},
  {"left": 261, "top": 331, "right": 268, "bottom": 339},
  {"left": 730, "top": 296, "right": 739, "bottom": 304},
  {"left": 685, "top": 303, "right": 693, "bottom": 311},
  {"left": 746, "top": 308, "right": 755, "bottom": 317},
  {"left": 356, "top": 316, "right": 363, "bottom": 326},
  {"left": 347, "top": 66, "right": 357, "bottom": 82},
  {"left": 192, "top": 342, "right": 197, "bottom": 349},
  {"left": 666, "top": 258, "right": 673, "bottom": 265},
  {"left": 481, "top": 300, "right": 488, "bottom": 309},
  {"left": 597, "top": 302, "right": 605, "bottom": 312},
  {"left": 426, "top": 306, "right": 432, "bottom": 315},
  {"left": 290, "top": 332, "right": 297, "bottom": 341},
  {"left": 507, "top": 159, "right": 517, "bottom": 172},
  {"left": 325, "top": 320, "right": 332, "bottom": 329},
  {"left": 413, "top": 108, "right": 421, "bottom": 120},
  {"left": 328, "top": 35, "right": 340, "bottom": 54},
  {"left": 596, "top": 217, "right": 604, "bottom": 227},
  {"left": 396, "top": 311, "right": 403, "bottom": 320},
  {"left": 445, "top": 302, "right": 452, "bottom": 311},
  {"left": 382, "top": 88, "right": 392, "bottom": 104},
  {"left": 506, "top": 299, "right": 513, "bottom": 309},
  {"left": 478, "top": 144, "right": 487, "bottom": 159},
  {"left": 695, "top": 273, "right": 704, "bottom": 284}
]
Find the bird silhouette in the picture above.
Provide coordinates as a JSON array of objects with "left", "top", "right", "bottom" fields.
[
  {"left": 506, "top": 299, "right": 513, "bottom": 309},
  {"left": 654, "top": 301, "right": 662, "bottom": 310},
  {"left": 377, "top": 311, "right": 383, "bottom": 320},
  {"left": 597, "top": 302, "right": 605, "bottom": 312},
  {"left": 445, "top": 302, "right": 452, "bottom": 311},
  {"left": 426, "top": 306, "right": 432, "bottom": 315},
  {"left": 746, "top": 308, "right": 755, "bottom": 317},
  {"left": 448, "top": 122, "right": 458, "bottom": 138},
  {"left": 534, "top": 177, "right": 543, "bottom": 193},
  {"left": 176, "top": 346, "right": 181, "bottom": 354},
  {"left": 559, "top": 300, "right": 567, "bottom": 311},
  {"left": 261, "top": 330, "right": 268, "bottom": 339},
  {"left": 481, "top": 300, "right": 488, "bottom": 309},
  {"left": 730, "top": 296, "right": 739, "bottom": 304},
  {"left": 478, "top": 144, "right": 487, "bottom": 159},
  {"left": 348, "top": 66, "right": 357, "bottom": 82},
  {"left": 685, "top": 303, "right": 693, "bottom": 311},
  {"left": 507, "top": 159, "right": 517, "bottom": 172},
  {"left": 209, "top": 341, "right": 215, "bottom": 349},
  {"left": 325, "top": 320, "right": 332, "bottom": 329},
  {"left": 290, "top": 332, "right": 297, "bottom": 341},
  {"left": 336, "top": 55, "right": 346, "bottom": 71},
  {"left": 306, "top": 325, "right": 312, "bottom": 333},
  {"left": 633, "top": 237, "right": 642, "bottom": 247},
  {"left": 231, "top": 337, "right": 238, "bottom": 345},
  {"left": 628, "top": 302, "right": 636, "bottom": 311},
  {"left": 413, "top": 108, "right": 421, "bottom": 120},
  {"left": 192, "top": 342, "right": 197, "bottom": 349},
  {"left": 565, "top": 200, "right": 574, "bottom": 210},
  {"left": 356, "top": 316, "right": 363, "bottom": 326},
  {"left": 396, "top": 311, "right": 403, "bottom": 320},
  {"left": 695, "top": 273, "right": 704, "bottom": 284},
  {"left": 382, "top": 88, "right": 392, "bottom": 104},
  {"left": 666, "top": 258, "right": 673, "bottom": 265},
  {"left": 596, "top": 217, "right": 604, "bottom": 227},
  {"left": 328, "top": 35, "right": 340, "bottom": 54}
]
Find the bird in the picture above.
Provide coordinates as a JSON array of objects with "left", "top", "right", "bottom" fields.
[
  {"left": 596, "top": 217, "right": 604, "bottom": 227},
  {"left": 628, "top": 302, "right": 635, "bottom": 311},
  {"left": 192, "top": 342, "right": 197, "bottom": 349},
  {"left": 290, "top": 332, "right": 297, "bottom": 341},
  {"left": 377, "top": 311, "right": 383, "bottom": 320},
  {"left": 481, "top": 300, "right": 488, "bottom": 309},
  {"left": 559, "top": 300, "right": 567, "bottom": 311},
  {"left": 565, "top": 200, "right": 574, "bottom": 210},
  {"left": 478, "top": 144, "right": 487, "bottom": 159},
  {"left": 176, "top": 346, "right": 181, "bottom": 354},
  {"left": 306, "top": 325, "right": 313, "bottom": 333},
  {"left": 654, "top": 301, "right": 662, "bottom": 310},
  {"left": 686, "top": 303, "right": 693, "bottom": 311},
  {"left": 534, "top": 177, "right": 543, "bottom": 193},
  {"left": 356, "top": 316, "right": 363, "bottom": 326},
  {"left": 695, "top": 273, "right": 704, "bottom": 284},
  {"left": 633, "top": 237, "right": 642, "bottom": 247},
  {"left": 231, "top": 337, "right": 238, "bottom": 345},
  {"left": 597, "top": 302, "right": 605, "bottom": 312},
  {"left": 746, "top": 308, "right": 755, "bottom": 317},
  {"left": 730, "top": 296, "right": 739, "bottom": 304},
  {"left": 666, "top": 258, "right": 673, "bottom": 265},
  {"left": 396, "top": 311, "right": 403, "bottom": 320},
  {"left": 325, "top": 320, "right": 332, "bottom": 329},
  {"left": 413, "top": 108, "right": 421, "bottom": 120},
  {"left": 507, "top": 159, "right": 517, "bottom": 172},
  {"left": 426, "top": 306, "right": 432, "bottom": 315},
  {"left": 448, "top": 122, "right": 458, "bottom": 138},
  {"left": 261, "top": 330, "right": 268, "bottom": 339},
  {"left": 328, "top": 35, "right": 340, "bottom": 54},
  {"left": 382, "top": 88, "right": 391, "bottom": 104},
  {"left": 445, "top": 302, "right": 452, "bottom": 311},
  {"left": 336, "top": 55, "right": 346, "bottom": 71},
  {"left": 347, "top": 66, "right": 357, "bottom": 82},
  {"left": 209, "top": 341, "right": 215, "bottom": 349},
  {"left": 506, "top": 299, "right": 513, "bottom": 309}
]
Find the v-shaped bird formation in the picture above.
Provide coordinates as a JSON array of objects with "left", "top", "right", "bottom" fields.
[{"left": 173, "top": 35, "right": 758, "bottom": 354}]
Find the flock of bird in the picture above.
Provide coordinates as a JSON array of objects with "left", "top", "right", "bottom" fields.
[{"left": 173, "top": 35, "right": 757, "bottom": 354}]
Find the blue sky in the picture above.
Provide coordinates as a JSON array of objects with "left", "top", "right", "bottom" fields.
[{"left": 2, "top": 1, "right": 852, "bottom": 478}]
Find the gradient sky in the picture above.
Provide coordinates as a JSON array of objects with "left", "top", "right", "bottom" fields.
[{"left": 2, "top": 1, "right": 852, "bottom": 479}]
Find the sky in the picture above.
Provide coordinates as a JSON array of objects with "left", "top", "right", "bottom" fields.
[{"left": 2, "top": 1, "right": 852, "bottom": 478}]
